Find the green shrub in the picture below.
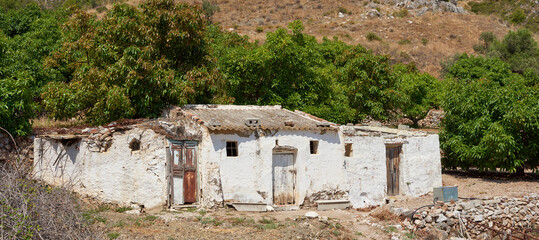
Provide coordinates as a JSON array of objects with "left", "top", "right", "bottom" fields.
[
  {"left": 398, "top": 39, "right": 411, "bottom": 45},
  {"left": 108, "top": 232, "right": 120, "bottom": 239},
  {"left": 421, "top": 38, "right": 428, "bottom": 45},
  {"left": 114, "top": 207, "right": 132, "bottom": 213},
  {"left": 338, "top": 6, "right": 351, "bottom": 15},
  {"left": 256, "top": 26, "right": 264, "bottom": 33},
  {"left": 510, "top": 8, "right": 526, "bottom": 24},
  {"left": 394, "top": 9, "right": 409, "bottom": 18},
  {"left": 202, "top": 0, "right": 220, "bottom": 22},
  {"left": 366, "top": 32, "right": 381, "bottom": 41}
]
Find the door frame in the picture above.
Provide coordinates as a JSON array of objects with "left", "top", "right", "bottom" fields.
[
  {"left": 271, "top": 146, "right": 297, "bottom": 206},
  {"left": 385, "top": 143, "right": 402, "bottom": 196},
  {"left": 168, "top": 140, "right": 199, "bottom": 206}
]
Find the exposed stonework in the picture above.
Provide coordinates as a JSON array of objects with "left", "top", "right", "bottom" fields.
[{"left": 391, "top": 195, "right": 539, "bottom": 239}]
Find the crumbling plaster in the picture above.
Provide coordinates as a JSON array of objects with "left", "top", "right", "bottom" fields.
[
  {"left": 34, "top": 128, "right": 168, "bottom": 209},
  {"left": 198, "top": 129, "right": 346, "bottom": 207},
  {"left": 33, "top": 120, "right": 442, "bottom": 210}
]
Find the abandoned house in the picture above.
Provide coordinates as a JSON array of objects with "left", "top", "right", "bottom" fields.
[{"left": 33, "top": 105, "right": 442, "bottom": 210}]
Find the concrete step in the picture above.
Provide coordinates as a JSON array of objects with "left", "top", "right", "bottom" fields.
[
  {"left": 315, "top": 200, "right": 350, "bottom": 210},
  {"left": 231, "top": 202, "right": 267, "bottom": 212}
]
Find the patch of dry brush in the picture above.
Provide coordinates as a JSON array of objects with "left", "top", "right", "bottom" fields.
[{"left": 0, "top": 160, "right": 102, "bottom": 239}]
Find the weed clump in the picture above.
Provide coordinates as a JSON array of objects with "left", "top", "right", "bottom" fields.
[{"left": 366, "top": 32, "right": 382, "bottom": 41}]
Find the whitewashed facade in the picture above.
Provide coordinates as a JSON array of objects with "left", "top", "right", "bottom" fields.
[{"left": 34, "top": 105, "right": 442, "bottom": 210}]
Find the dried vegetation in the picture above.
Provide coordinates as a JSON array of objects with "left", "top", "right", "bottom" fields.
[{"left": 0, "top": 138, "right": 101, "bottom": 239}]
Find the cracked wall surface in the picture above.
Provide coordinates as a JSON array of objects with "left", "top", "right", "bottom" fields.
[{"left": 34, "top": 128, "right": 168, "bottom": 209}]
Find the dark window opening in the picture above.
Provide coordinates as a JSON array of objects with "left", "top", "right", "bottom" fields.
[
  {"left": 226, "top": 141, "right": 238, "bottom": 157},
  {"left": 345, "top": 143, "right": 353, "bottom": 157},
  {"left": 129, "top": 138, "right": 141, "bottom": 151},
  {"left": 310, "top": 141, "right": 319, "bottom": 154}
]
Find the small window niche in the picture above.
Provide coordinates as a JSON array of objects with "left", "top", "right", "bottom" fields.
[
  {"left": 310, "top": 140, "right": 319, "bottom": 154},
  {"left": 129, "top": 138, "right": 141, "bottom": 151},
  {"left": 345, "top": 143, "right": 353, "bottom": 157},
  {"left": 226, "top": 141, "right": 238, "bottom": 157}
]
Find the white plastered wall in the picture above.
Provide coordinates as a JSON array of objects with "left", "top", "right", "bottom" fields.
[
  {"left": 198, "top": 129, "right": 347, "bottom": 207},
  {"left": 345, "top": 133, "right": 443, "bottom": 208},
  {"left": 345, "top": 135, "right": 388, "bottom": 208},
  {"left": 33, "top": 128, "right": 168, "bottom": 209},
  {"left": 399, "top": 135, "right": 443, "bottom": 197},
  {"left": 198, "top": 129, "right": 443, "bottom": 208}
]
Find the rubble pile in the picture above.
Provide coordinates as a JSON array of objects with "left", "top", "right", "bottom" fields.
[
  {"left": 418, "top": 109, "right": 445, "bottom": 128},
  {"left": 393, "top": 195, "right": 538, "bottom": 239}
]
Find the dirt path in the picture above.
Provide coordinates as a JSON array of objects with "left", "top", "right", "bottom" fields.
[{"left": 88, "top": 172, "right": 538, "bottom": 239}]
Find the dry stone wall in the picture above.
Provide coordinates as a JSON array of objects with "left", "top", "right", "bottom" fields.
[{"left": 392, "top": 195, "right": 539, "bottom": 239}]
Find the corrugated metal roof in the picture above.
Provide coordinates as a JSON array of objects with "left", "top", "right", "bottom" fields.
[{"left": 179, "top": 105, "right": 337, "bottom": 131}]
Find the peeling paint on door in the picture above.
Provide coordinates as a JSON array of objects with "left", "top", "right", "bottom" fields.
[
  {"left": 272, "top": 153, "right": 295, "bottom": 205},
  {"left": 386, "top": 144, "right": 401, "bottom": 196},
  {"left": 170, "top": 141, "right": 198, "bottom": 204}
]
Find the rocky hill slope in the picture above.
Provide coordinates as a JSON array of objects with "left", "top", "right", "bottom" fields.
[{"left": 48, "top": 0, "right": 539, "bottom": 77}]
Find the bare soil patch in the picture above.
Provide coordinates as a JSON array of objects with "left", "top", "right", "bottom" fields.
[{"left": 84, "top": 172, "right": 538, "bottom": 239}]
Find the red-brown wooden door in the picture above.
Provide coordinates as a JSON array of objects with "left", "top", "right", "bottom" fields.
[
  {"left": 170, "top": 141, "right": 198, "bottom": 204},
  {"left": 183, "top": 143, "right": 197, "bottom": 203}
]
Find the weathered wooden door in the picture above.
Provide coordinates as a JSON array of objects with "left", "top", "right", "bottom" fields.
[
  {"left": 170, "top": 141, "right": 197, "bottom": 205},
  {"left": 183, "top": 143, "right": 197, "bottom": 203},
  {"left": 386, "top": 145, "right": 401, "bottom": 196},
  {"left": 272, "top": 153, "right": 295, "bottom": 205}
]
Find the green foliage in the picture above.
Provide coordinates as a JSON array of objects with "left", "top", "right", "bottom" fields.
[
  {"left": 256, "top": 26, "right": 263, "bottom": 33},
  {"left": 468, "top": 0, "right": 538, "bottom": 32},
  {"left": 421, "top": 38, "right": 428, "bottom": 45},
  {"left": 475, "top": 29, "right": 539, "bottom": 74},
  {"left": 107, "top": 232, "right": 120, "bottom": 239},
  {"left": 201, "top": 0, "right": 219, "bottom": 22},
  {"left": 0, "top": 4, "right": 66, "bottom": 136},
  {"left": 440, "top": 54, "right": 539, "bottom": 171},
  {"left": 509, "top": 8, "right": 526, "bottom": 24},
  {"left": 0, "top": 1, "right": 442, "bottom": 132},
  {"left": 366, "top": 32, "right": 381, "bottom": 41},
  {"left": 394, "top": 8, "right": 409, "bottom": 18},
  {"left": 0, "top": 0, "right": 34, "bottom": 10},
  {"left": 0, "top": 73, "right": 37, "bottom": 136},
  {"left": 114, "top": 207, "right": 132, "bottom": 213},
  {"left": 398, "top": 39, "right": 411, "bottom": 45},
  {"left": 394, "top": 64, "right": 440, "bottom": 127},
  {"left": 41, "top": 1, "right": 227, "bottom": 125},
  {"left": 338, "top": 6, "right": 351, "bottom": 15}
]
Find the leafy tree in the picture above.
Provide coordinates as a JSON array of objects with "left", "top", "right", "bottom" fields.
[
  {"left": 42, "top": 0, "right": 227, "bottom": 124},
  {"left": 440, "top": 54, "right": 538, "bottom": 172},
  {"left": 0, "top": 4, "right": 66, "bottom": 136},
  {"left": 474, "top": 29, "right": 539, "bottom": 74},
  {"left": 336, "top": 44, "right": 399, "bottom": 121},
  {"left": 0, "top": 0, "right": 34, "bottom": 10},
  {"left": 216, "top": 21, "right": 347, "bottom": 121},
  {"left": 393, "top": 64, "right": 440, "bottom": 127}
]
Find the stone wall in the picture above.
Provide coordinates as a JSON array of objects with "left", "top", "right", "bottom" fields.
[
  {"left": 392, "top": 195, "right": 539, "bottom": 239},
  {"left": 0, "top": 133, "right": 33, "bottom": 164}
]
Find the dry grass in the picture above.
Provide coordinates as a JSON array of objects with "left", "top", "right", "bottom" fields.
[
  {"left": 185, "top": 0, "right": 536, "bottom": 77},
  {"left": 369, "top": 207, "right": 400, "bottom": 222},
  {"left": 0, "top": 159, "right": 102, "bottom": 239},
  {"left": 32, "top": 117, "right": 86, "bottom": 129},
  {"left": 86, "top": 0, "right": 539, "bottom": 77}
]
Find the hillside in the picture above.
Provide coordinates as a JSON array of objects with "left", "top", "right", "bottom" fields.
[{"left": 205, "top": 0, "right": 539, "bottom": 77}]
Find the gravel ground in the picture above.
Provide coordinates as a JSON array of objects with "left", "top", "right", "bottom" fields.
[{"left": 87, "top": 172, "right": 538, "bottom": 239}]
